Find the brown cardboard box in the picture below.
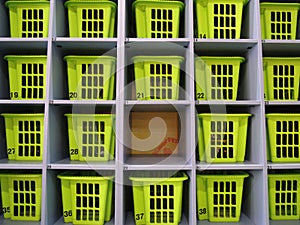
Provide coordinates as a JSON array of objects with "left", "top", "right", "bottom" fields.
[{"left": 130, "top": 112, "right": 179, "bottom": 155}]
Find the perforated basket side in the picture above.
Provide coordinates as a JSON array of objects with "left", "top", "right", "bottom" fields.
[
  {"left": 260, "top": 3, "right": 300, "bottom": 40},
  {"left": 5, "top": 55, "right": 47, "bottom": 100},
  {"left": 65, "top": 56, "right": 116, "bottom": 100},
  {"left": 133, "top": 0, "right": 184, "bottom": 38},
  {"left": 195, "top": 56, "right": 245, "bottom": 100},
  {"left": 5, "top": 1, "right": 50, "bottom": 38},
  {"left": 1, "top": 114, "right": 44, "bottom": 161},
  {"left": 195, "top": 0, "right": 248, "bottom": 39},
  {"left": 198, "top": 114, "right": 251, "bottom": 163},
  {"left": 132, "top": 56, "right": 184, "bottom": 100},
  {"left": 65, "top": 1, "right": 117, "bottom": 38},
  {"left": 263, "top": 58, "right": 300, "bottom": 101},
  {"left": 268, "top": 173, "right": 300, "bottom": 220}
]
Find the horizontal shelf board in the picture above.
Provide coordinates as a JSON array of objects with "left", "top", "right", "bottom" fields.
[
  {"left": 196, "top": 100, "right": 261, "bottom": 106},
  {"left": 0, "top": 216, "right": 40, "bottom": 225},
  {"left": 0, "top": 37, "right": 48, "bottom": 42},
  {"left": 126, "top": 212, "right": 188, "bottom": 225},
  {"left": 0, "top": 159, "right": 43, "bottom": 169},
  {"left": 267, "top": 163, "right": 300, "bottom": 170},
  {"left": 49, "top": 158, "right": 115, "bottom": 170},
  {"left": 55, "top": 37, "right": 117, "bottom": 42},
  {"left": 0, "top": 100, "right": 46, "bottom": 105},
  {"left": 124, "top": 156, "right": 192, "bottom": 170},
  {"left": 197, "top": 213, "right": 256, "bottom": 225},
  {"left": 126, "top": 100, "right": 191, "bottom": 105},
  {"left": 270, "top": 220, "right": 300, "bottom": 225},
  {"left": 54, "top": 216, "right": 114, "bottom": 225},
  {"left": 194, "top": 39, "right": 257, "bottom": 52},
  {"left": 197, "top": 162, "right": 264, "bottom": 170},
  {"left": 266, "top": 101, "right": 300, "bottom": 105},
  {"left": 50, "top": 100, "right": 116, "bottom": 105},
  {"left": 126, "top": 38, "right": 190, "bottom": 47}
]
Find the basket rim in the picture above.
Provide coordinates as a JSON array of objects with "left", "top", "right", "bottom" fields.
[
  {"left": 133, "top": 0, "right": 184, "bottom": 10},
  {"left": 260, "top": 2, "right": 300, "bottom": 9},
  {"left": 268, "top": 173, "right": 300, "bottom": 178},
  {"left": 197, "top": 171, "right": 249, "bottom": 179},
  {"left": 131, "top": 55, "right": 184, "bottom": 63},
  {"left": 198, "top": 113, "right": 251, "bottom": 118},
  {"left": 64, "top": 55, "right": 116, "bottom": 61},
  {"left": 195, "top": 0, "right": 248, "bottom": 6},
  {"left": 195, "top": 56, "right": 245, "bottom": 63},
  {"left": 1, "top": 113, "right": 44, "bottom": 117},
  {"left": 65, "top": 0, "right": 117, "bottom": 8},
  {"left": 4, "top": 55, "right": 47, "bottom": 61},
  {"left": 0, "top": 174, "right": 42, "bottom": 178},
  {"left": 65, "top": 113, "right": 116, "bottom": 117},
  {"left": 263, "top": 57, "right": 300, "bottom": 61},
  {"left": 129, "top": 171, "right": 188, "bottom": 181},
  {"left": 5, "top": 1, "right": 50, "bottom": 7},
  {"left": 266, "top": 113, "right": 300, "bottom": 118}
]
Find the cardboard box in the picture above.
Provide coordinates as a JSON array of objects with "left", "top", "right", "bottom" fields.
[{"left": 130, "top": 112, "right": 179, "bottom": 155}]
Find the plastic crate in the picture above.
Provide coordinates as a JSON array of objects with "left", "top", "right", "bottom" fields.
[
  {"left": 4, "top": 55, "right": 47, "bottom": 100},
  {"left": 195, "top": 0, "right": 248, "bottom": 39},
  {"left": 266, "top": 114, "right": 300, "bottom": 163},
  {"left": 195, "top": 56, "right": 245, "bottom": 100},
  {"left": 263, "top": 57, "right": 300, "bottom": 101},
  {"left": 64, "top": 0, "right": 117, "bottom": 38},
  {"left": 197, "top": 172, "right": 248, "bottom": 222},
  {"left": 64, "top": 56, "right": 116, "bottom": 100},
  {"left": 1, "top": 113, "right": 44, "bottom": 161},
  {"left": 58, "top": 171, "right": 114, "bottom": 225},
  {"left": 198, "top": 114, "right": 251, "bottom": 163},
  {"left": 268, "top": 172, "right": 300, "bottom": 220},
  {"left": 130, "top": 171, "right": 188, "bottom": 225},
  {"left": 65, "top": 114, "right": 115, "bottom": 162},
  {"left": 260, "top": 3, "right": 300, "bottom": 40},
  {"left": 132, "top": 56, "right": 184, "bottom": 100},
  {"left": 133, "top": 0, "right": 184, "bottom": 38},
  {"left": 0, "top": 173, "right": 42, "bottom": 221},
  {"left": 5, "top": 0, "right": 50, "bottom": 38}
]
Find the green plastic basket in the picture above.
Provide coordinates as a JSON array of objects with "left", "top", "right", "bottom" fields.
[
  {"left": 133, "top": 0, "right": 184, "bottom": 38},
  {"left": 5, "top": 0, "right": 50, "bottom": 38},
  {"left": 197, "top": 172, "right": 248, "bottom": 222},
  {"left": 198, "top": 114, "right": 251, "bottom": 163},
  {"left": 0, "top": 173, "right": 42, "bottom": 221},
  {"left": 4, "top": 55, "right": 47, "bottom": 100},
  {"left": 1, "top": 113, "right": 44, "bottom": 161},
  {"left": 195, "top": 0, "right": 248, "bottom": 39},
  {"left": 260, "top": 3, "right": 300, "bottom": 40},
  {"left": 195, "top": 56, "right": 245, "bottom": 100},
  {"left": 132, "top": 56, "right": 184, "bottom": 100},
  {"left": 58, "top": 171, "right": 114, "bottom": 225},
  {"left": 65, "top": 114, "right": 115, "bottom": 162},
  {"left": 64, "top": 0, "right": 117, "bottom": 38},
  {"left": 266, "top": 114, "right": 300, "bottom": 163},
  {"left": 263, "top": 57, "right": 300, "bottom": 101},
  {"left": 268, "top": 172, "right": 300, "bottom": 220},
  {"left": 64, "top": 56, "right": 116, "bottom": 100},
  {"left": 130, "top": 171, "right": 188, "bottom": 225}
]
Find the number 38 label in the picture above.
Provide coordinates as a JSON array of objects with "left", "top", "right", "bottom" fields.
[{"left": 199, "top": 208, "right": 207, "bottom": 215}]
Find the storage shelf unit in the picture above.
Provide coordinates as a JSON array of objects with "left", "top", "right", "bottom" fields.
[{"left": 0, "top": 0, "right": 299, "bottom": 225}]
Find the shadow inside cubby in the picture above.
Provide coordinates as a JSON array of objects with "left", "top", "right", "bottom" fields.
[
  {"left": 55, "top": 0, "right": 118, "bottom": 38},
  {"left": 48, "top": 104, "right": 115, "bottom": 164},
  {"left": 124, "top": 169, "right": 191, "bottom": 225},
  {"left": 51, "top": 42, "right": 117, "bottom": 100},
  {"left": 126, "top": 0, "right": 187, "bottom": 38},
  {"left": 194, "top": 43, "right": 261, "bottom": 101},
  {"left": 0, "top": 1, "right": 12, "bottom": 37},
  {"left": 195, "top": 104, "right": 264, "bottom": 165},
  {"left": 194, "top": 0, "right": 258, "bottom": 39}
]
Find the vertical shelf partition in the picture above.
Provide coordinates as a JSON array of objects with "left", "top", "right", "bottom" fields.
[{"left": 0, "top": 0, "right": 299, "bottom": 225}]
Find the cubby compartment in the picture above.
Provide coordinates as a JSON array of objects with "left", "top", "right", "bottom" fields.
[
  {"left": 51, "top": 41, "right": 117, "bottom": 100},
  {"left": 0, "top": 2, "right": 12, "bottom": 37},
  {"left": 194, "top": 42, "right": 261, "bottom": 101},
  {"left": 126, "top": 0, "right": 189, "bottom": 38},
  {"left": 124, "top": 170, "right": 191, "bottom": 225},
  {"left": 196, "top": 169, "right": 267, "bottom": 225},
  {"left": 54, "top": 0, "right": 118, "bottom": 38},
  {"left": 48, "top": 104, "right": 116, "bottom": 166}
]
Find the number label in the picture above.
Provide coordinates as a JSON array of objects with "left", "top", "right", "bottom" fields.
[
  {"left": 199, "top": 34, "right": 207, "bottom": 39},
  {"left": 70, "top": 149, "right": 78, "bottom": 155},
  {"left": 2, "top": 207, "right": 10, "bottom": 213},
  {"left": 7, "top": 148, "right": 15, "bottom": 154},
  {"left": 64, "top": 210, "right": 72, "bottom": 217},
  {"left": 10, "top": 92, "right": 18, "bottom": 99},
  {"left": 136, "top": 213, "right": 144, "bottom": 220},
  {"left": 136, "top": 93, "right": 144, "bottom": 99},
  {"left": 197, "top": 93, "right": 205, "bottom": 99},
  {"left": 69, "top": 92, "right": 78, "bottom": 99},
  {"left": 199, "top": 208, "right": 207, "bottom": 215}
]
